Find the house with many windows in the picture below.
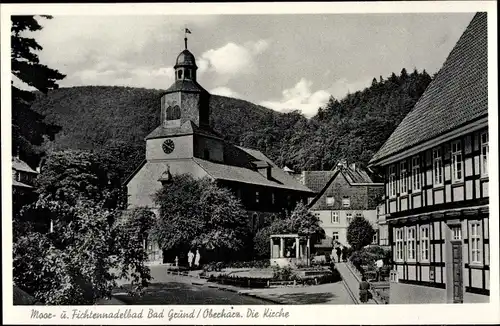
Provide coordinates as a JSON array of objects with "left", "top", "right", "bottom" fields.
[
  {"left": 124, "top": 38, "right": 314, "bottom": 263},
  {"left": 303, "top": 162, "right": 384, "bottom": 251},
  {"left": 369, "top": 13, "right": 489, "bottom": 304}
]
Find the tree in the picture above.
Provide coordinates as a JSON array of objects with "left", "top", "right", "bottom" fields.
[
  {"left": 13, "top": 150, "right": 154, "bottom": 304},
  {"left": 152, "top": 174, "right": 251, "bottom": 262},
  {"left": 11, "top": 15, "right": 65, "bottom": 166},
  {"left": 346, "top": 215, "right": 376, "bottom": 251},
  {"left": 253, "top": 203, "right": 324, "bottom": 259}
]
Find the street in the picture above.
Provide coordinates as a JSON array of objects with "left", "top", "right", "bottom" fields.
[{"left": 112, "top": 266, "right": 271, "bottom": 305}]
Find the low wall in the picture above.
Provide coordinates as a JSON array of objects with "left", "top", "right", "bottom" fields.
[{"left": 389, "top": 282, "right": 446, "bottom": 304}]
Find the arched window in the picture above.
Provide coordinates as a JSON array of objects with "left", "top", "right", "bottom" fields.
[
  {"left": 172, "top": 105, "right": 181, "bottom": 119},
  {"left": 177, "top": 69, "right": 183, "bottom": 80},
  {"left": 185, "top": 69, "right": 191, "bottom": 79},
  {"left": 165, "top": 106, "right": 173, "bottom": 120},
  {"left": 165, "top": 105, "right": 181, "bottom": 121}
]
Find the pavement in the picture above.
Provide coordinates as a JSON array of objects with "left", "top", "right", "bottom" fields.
[
  {"left": 335, "top": 262, "right": 379, "bottom": 304},
  {"left": 107, "top": 265, "right": 356, "bottom": 305}
]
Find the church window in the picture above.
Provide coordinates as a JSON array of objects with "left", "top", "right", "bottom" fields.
[
  {"left": 166, "top": 105, "right": 181, "bottom": 121},
  {"left": 177, "top": 69, "right": 183, "bottom": 80},
  {"left": 185, "top": 69, "right": 191, "bottom": 79}
]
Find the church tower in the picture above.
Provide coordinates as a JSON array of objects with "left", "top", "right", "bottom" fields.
[{"left": 145, "top": 36, "right": 224, "bottom": 163}]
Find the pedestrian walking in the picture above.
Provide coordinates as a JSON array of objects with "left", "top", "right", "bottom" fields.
[
  {"left": 359, "top": 276, "right": 371, "bottom": 303},
  {"left": 336, "top": 246, "right": 342, "bottom": 263},
  {"left": 341, "top": 246, "right": 348, "bottom": 262},
  {"left": 331, "top": 247, "right": 336, "bottom": 262},
  {"left": 194, "top": 249, "right": 201, "bottom": 268},
  {"left": 187, "top": 250, "right": 194, "bottom": 269}
]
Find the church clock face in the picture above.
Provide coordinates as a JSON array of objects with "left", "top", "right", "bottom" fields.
[{"left": 162, "top": 139, "right": 175, "bottom": 154}]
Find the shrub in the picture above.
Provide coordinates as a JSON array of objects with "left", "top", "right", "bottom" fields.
[
  {"left": 202, "top": 260, "right": 270, "bottom": 272},
  {"left": 349, "top": 245, "right": 391, "bottom": 275},
  {"left": 272, "top": 265, "right": 295, "bottom": 281}
]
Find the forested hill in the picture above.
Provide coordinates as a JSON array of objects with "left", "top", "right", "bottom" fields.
[{"left": 30, "top": 68, "right": 432, "bottom": 180}]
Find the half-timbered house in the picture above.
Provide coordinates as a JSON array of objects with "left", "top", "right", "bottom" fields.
[{"left": 368, "top": 12, "right": 489, "bottom": 304}]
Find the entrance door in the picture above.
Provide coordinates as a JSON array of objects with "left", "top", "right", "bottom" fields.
[{"left": 451, "top": 241, "right": 463, "bottom": 303}]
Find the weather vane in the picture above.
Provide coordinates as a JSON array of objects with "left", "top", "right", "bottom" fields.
[{"left": 184, "top": 26, "right": 192, "bottom": 49}]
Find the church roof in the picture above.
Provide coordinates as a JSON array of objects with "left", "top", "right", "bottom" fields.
[
  {"left": 175, "top": 49, "right": 197, "bottom": 68},
  {"left": 12, "top": 157, "right": 38, "bottom": 174},
  {"left": 145, "top": 120, "right": 223, "bottom": 140},
  {"left": 164, "top": 80, "right": 207, "bottom": 94},
  {"left": 193, "top": 154, "right": 313, "bottom": 193},
  {"left": 370, "top": 13, "right": 488, "bottom": 165}
]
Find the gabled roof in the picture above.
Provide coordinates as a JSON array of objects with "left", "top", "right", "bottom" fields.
[
  {"left": 306, "top": 167, "right": 383, "bottom": 208},
  {"left": 370, "top": 13, "right": 488, "bottom": 165},
  {"left": 12, "top": 157, "right": 38, "bottom": 174}
]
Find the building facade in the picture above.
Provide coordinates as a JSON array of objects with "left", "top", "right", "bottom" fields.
[
  {"left": 124, "top": 38, "right": 313, "bottom": 263},
  {"left": 304, "top": 163, "right": 384, "bottom": 251},
  {"left": 369, "top": 13, "right": 489, "bottom": 304}
]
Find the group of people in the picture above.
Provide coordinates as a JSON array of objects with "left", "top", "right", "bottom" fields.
[
  {"left": 331, "top": 243, "right": 348, "bottom": 263},
  {"left": 187, "top": 249, "right": 201, "bottom": 269}
]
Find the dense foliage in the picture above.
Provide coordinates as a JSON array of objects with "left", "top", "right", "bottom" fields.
[
  {"left": 29, "top": 69, "right": 432, "bottom": 176},
  {"left": 349, "top": 245, "right": 392, "bottom": 276},
  {"left": 253, "top": 203, "right": 325, "bottom": 259},
  {"left": 11, "top": 15, "right": 65, "bottom": 167},
  {"left": 346, "top": 215, "right": 376, "bottom": 251},
  {"left": 13, "top": 150, "right": 153, "bottom": 304},
  {"left": 152, "top": 174, "right": 251, "bottom": 262}
]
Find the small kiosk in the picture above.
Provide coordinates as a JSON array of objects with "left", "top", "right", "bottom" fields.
[{"left": 270, "top": 234, "right": 311, "bottom": 267}]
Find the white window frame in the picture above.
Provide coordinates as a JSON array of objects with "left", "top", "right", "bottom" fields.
[
  {"left": 326, "top": 196, "right": 335, "bottom": 207},
  {"left": 451, "top": 140, "right": 463, "bottom": 183},
  {"left": 433, "top": 148, "right": 443, "bottom": 186},
  {"left": 420, "top": 225, "right": 430, "bottom": 262},
  {"left": 355, "top": 212, "right": 363, "bottom": 219},
  {"left": 395, "top": 228, "right": 404, "bottom": 261},
  {"left": 481, "top": 131, "right": 489, "bottom": 177},
  {"left": 400, "top": 160, "right": 408, "bottom": 195},
  {"left": 412, "top": 156, "right": 421, "bottom": 192},
  {"left": 452, "top": 226, "right": 462, "bottom": 240},
  {"left": 388, "top": 165, "right": 396, "bottom": 198},
  {"left": 406, "top": 227, "right": 416, "bottom": 261},
  {"left": 332, "top": 232, "right": 339, "bottom": 242},
  {"left": 470, "top": 222, "right": 482, "bottom": 264},
  {"left": 346, "top": 212, "right": 353, "bottom": 225},
  {"left": 331, "top": 212, "right": 339, "bottom": 224}
]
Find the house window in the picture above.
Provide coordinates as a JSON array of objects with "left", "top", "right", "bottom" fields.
[
  {"left": 433, "top": 148, "right": 443, "bottom": 186},
  {"left": 400, "top": 160, "right": 408, "bottom": 195},
  {"left": 372, "top": 232, "right": 378, "bottom": 244},
  {"left": 451, "top": 140, "right": 463, "bottom": 183},
  {"left": 355, "top": 212, "right": 363, "bottom": 219},
  {"left": 406, "top": 227, "right": 416, "bottom": 261},
  {"left": 346, "top": 212, "right": 353, "bottom": 225},
  {"left": 331, "top": 212, "right": 339, "bottom": 224},
  {"left": 388, "top": 165, "right": 396, "bottom": 197},
  {"left": 452, "top": 226, "right": 462, "bottom": 240},
  {"left": 420, "top": 225, "right": 430, "bottom": 261},
  {"left": 481, "top": 131, "right": 489, "bottom": 176},
  {"left": 470, "top": 222, "right": 482, "bottom": 264},
  {"left": 412, "top": 156, "right": 421, "bottom": 191},
  {"left": 342, "top": 197, "right": 350, "bottom": 208},
  {"left": 271, "top": 193, "right": 275, "bottom": 205},
  {"left": 332, "top": 232, "right": 339, "bottom": 242},
  {"left": 255, "top": 191, "right": 260, "bottom": 204},
  {"left": 326, "top": 196, "right": 335, "bottom": 207},
  {"left": 395, "top": 228, "right": 404, "bottom": 261}
]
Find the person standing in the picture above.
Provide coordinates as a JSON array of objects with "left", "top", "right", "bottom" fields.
[
  {"left": 375, "top": 259, "right": 384, "bottom": 281},
  {"left": 336, "top": 245, "right": 342, "bottom": 263},
  {"left": 341, "top": 246, "right": 348, "bottom": 262},
  {"left": 194, "top": 249, "right": 201, "bottom": 269},
  {"left": 187, "top": 249, "right": 194, "bottom": 269},
  {"left": 359, "top": 276, "right": 371, "bottom": 303}
]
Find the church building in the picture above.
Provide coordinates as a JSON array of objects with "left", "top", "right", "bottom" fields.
[{"left": 124, "top": 37, "right": 314, "bottom": 263}]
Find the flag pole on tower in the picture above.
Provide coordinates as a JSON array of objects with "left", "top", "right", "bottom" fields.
[{"left": 184, "top": 27, "right": 192, "bottom": 49}]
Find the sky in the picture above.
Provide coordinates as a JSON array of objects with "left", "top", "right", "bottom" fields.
[{"left": 27, "top": 13, "right": 475, "bottom": 118}]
